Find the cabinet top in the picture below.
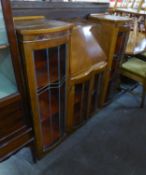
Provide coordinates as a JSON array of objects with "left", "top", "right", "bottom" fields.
[
  {"left": 89, "top": 14, "right": 131, "bottom": 24},
  {"left": 15, "top": 18, "right": 73, "bottom": 35}
]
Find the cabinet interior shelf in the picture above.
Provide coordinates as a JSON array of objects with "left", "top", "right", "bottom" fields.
[
  {"left": 0, "top": 44, "right": 9, "bottom": 50},
  {"left": 36, "top": 67, "right": 59, "bottom": 89},
  {"left": 0, "top": 73, "right": 17, "bottom": 99},
  {"left": 0, "top": 119, "right": 25, "bottom": 141},
  {"left": 39, "top": 95, "right": 59, "bottom": 122}
]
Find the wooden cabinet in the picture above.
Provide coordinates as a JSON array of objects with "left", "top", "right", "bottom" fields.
[
  {"left": 0, "top": 0, "right": 33, "bottom": 161},
  {"left": 15, "top": 18, "right": 73, "bottom": 158},
  {"left": 66, "top": 21, "right": 107, "bottom": 131},
  {"left": 89, "top": 14, "right": 131, "bottom": 104}
]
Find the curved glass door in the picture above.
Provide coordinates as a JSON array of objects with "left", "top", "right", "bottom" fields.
[{"left": 0, "top": 1, "right": 17, "bottom": 99}]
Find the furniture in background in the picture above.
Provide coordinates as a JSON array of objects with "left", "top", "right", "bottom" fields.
[
  {"left": 88, "top": 14, "right": 131, "bottom": 104},
  {"left": 0, "top": 0, "right": 33, "bottom": 161},
  {"left": 110, "top": 0, "right": 145, "bottom": 13},
  {"left": 121, "top": 57, "right": 146, "bottom": 107},
  {"left": 66, "top": 20, "right": 107, "bottom": 131},
  {"left": 125, "top": 17, "right": 146, "bottom": 55},
  {"left": 15, "top": 18, "right": 73, "bottom": 158}
]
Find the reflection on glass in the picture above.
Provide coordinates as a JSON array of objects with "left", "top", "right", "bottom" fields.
[
  {"left": 39, "top": 86, "right": 66, "bottom": 149},
  {"left": 73, "top": 81, "right": 89, "bottom": 127},
  {"left": 0, "top": 48, "right": 17, "bottom": 99},
  {"left": 33, "top": 44, "right": 66, "bottom": 90},
  {"left": 0, "top": 1, "right": 8, "bottom": 45}
]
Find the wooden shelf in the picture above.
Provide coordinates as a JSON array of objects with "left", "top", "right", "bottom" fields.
[
  {"left": 0, "top": 44, "right": 9, "bottom": 50},
  {"left": 39, "top": 90, "right": 59, "bottom": 122},
  {"left": 0, "top": 119, "right": 25, "bottom": 141},
  {"left": 0, "top": 73, "right": 17, "bottom": 99},
  {"left": 36, "top": 66, "right": 59, "bottom": 89}
]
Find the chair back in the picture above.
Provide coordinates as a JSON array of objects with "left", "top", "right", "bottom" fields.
[{"left": 126, "top": 17, "right": 146, "bottom": 55}]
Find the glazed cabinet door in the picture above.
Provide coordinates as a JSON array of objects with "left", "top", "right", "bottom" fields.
[
  {"left": 19, "top": 40, "right": 69, "bottom": 158},
  {"left": 0, "top": 0, "right": 33, "bottom": 161},
  {"left": 33, "top": 45, "right": 66, "bottom": 151}
]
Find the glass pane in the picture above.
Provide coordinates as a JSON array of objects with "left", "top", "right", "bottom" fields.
[
  {"left": 90, "top": 73, "right": 103, "bottom": 115},
  {"left": 0, "top": 48, "right": 17, "bottom": 99},
  {"left": 60, "top": 44, "right": 66, "bottom": 79},
  {"left": 0, "top": 1, "right": 17, "bottom": 100},
  {"left": 39, "top": 88, "right": 59, "bottom": 122},
  {"left": 33, "top": 44, "right": 66, "bottom": 90},
  {"left": 38, "top": 86, "right": 65, "bottom": 149},
  {"left": 34, "top": 49, "right": 50, "bottom": 89},
  {"left": 74, "top": 84, "right": 82, "bottom": 127},
  {"left": 73, "top": 81, "right": 89, "bottom": 127},
  {"left": 0, "top": 1, "right": 8, "bottom": 45}
]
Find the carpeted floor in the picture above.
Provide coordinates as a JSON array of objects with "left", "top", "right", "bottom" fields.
[
  {"left": 0, "top": 86, "right": 146, "bottom": 175},
  {"left": 38, "top": 86, "right": 146, "bottom": 175}
]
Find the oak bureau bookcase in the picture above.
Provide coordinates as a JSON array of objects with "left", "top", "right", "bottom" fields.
[{"left": 65, "top": 19, "right": 107, "bottom": 131}]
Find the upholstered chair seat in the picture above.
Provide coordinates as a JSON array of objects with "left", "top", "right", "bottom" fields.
[{"left": 121, "top": 57, "right": 146, "bottom": 107}]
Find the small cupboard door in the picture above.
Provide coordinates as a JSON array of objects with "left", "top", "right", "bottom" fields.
[
  {"left": 33, "top": 45, "right": 66, "bottom": 151},
  {"left": 21, "top": 41, "right": 68, "bottom": 157}
]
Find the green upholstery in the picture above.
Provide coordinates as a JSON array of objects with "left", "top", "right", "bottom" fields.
[
  {"left": 142, "top": 52, "right": 146, "bottom": 57},
  {"left": 121, "top": 57, "right": 146, "bottom": 78}
]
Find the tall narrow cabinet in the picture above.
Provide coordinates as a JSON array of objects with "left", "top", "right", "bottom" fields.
[
  {"left": 0, "top": 0, "right": 33, "bottom": 161},
  {"left": 89, "top": 14, "right": 131, "bottom": 104},
  {"left": 15, "top": 18, "right": 73, "bottom": 158}
]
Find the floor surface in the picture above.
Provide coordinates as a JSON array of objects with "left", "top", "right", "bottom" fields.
[{"left": 0, "top": 86, "right": 146, "bottom": 175}]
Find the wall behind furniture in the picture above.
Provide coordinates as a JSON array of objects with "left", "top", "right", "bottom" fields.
[{"left": 11, "top": 1, "right": 109, "bottom": 19}]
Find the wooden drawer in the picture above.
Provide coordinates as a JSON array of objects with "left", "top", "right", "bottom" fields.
[
  {"left": 0, "top": 127, "right": 33, "bottom": 161},
  {"left": 0, "top": 95, "right": 23, "bottom": 119},
  {"left": 0, "top": 97, "right": 26, "bottom": 139}
]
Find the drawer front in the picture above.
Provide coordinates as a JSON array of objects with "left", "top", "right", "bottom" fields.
[
  {"left": 0, "top": 97, "right": 25, "bottom": 139},
  {"left": 0, "top": 128, "right": 33, "bottom": 161},
  {"left": 0, "top": 96, "right": 23, "bottom": 119}
]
